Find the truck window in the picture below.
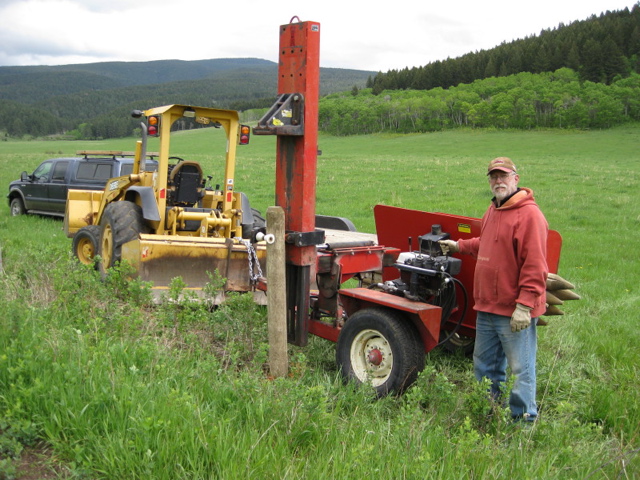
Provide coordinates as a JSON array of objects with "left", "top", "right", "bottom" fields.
[
  {"left": 121, "top": 164, "right": 133, "bottom": 176},
  {"left": 33, "top": 161, "right": 53, "bottom": 182},
  {"left": 51, "top": 161, "right": 69, "bottom": 182},
  {"left": 76, "top": 163, "right": 113, "bottom": 181},
  {"left": 120, "top": 162, "right": 158, "bottom": 176}
]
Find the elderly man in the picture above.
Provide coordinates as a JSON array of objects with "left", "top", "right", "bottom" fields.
[{"left": 440, "top": 157, "right": 548, "bottom": 422}]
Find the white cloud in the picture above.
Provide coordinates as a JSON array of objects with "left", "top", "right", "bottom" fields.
[{"left": 0, "top": 0, "right": 637, "bottom": 70}]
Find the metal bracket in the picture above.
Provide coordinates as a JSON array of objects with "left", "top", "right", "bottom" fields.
[
  {"left": 253, "top": 93, "right": 304, "bottom": 136},
  {"left": 285, "top": 229, "right": 326, "bottom": 247}
]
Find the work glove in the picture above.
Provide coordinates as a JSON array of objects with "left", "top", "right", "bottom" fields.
[
  {"left": 438, "top": 240, "right": 459, "bottom": 255},
  {"left": 511, "top": 303, "right": 532, "bottom": 332}
]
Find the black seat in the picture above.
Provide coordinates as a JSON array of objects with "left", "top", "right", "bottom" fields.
[{"left": 169, "top": 162, "right": 203, "bottom": 206}]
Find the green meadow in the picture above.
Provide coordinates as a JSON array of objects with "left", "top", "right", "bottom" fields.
[{"left": 0, "top": 125, "right": 639, "bottom": 478}]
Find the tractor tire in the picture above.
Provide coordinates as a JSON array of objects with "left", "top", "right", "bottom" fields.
[
  {"left": 242, "top": 208, "right": 266, "bottom": 239},
  {"left": 440, "top": 332, "right": 475, "bottom": 357},
  {"left": 336, "top": 308, "right": 425, "bottom": 397},
  {"left": 10, "top": 197, "right": 25, "bottom": 216},
  {"left": 72, "top": 225, "right": 101, "bottom": 268},
  {"left": 251, "top": 208, "right": 266, "bottom": 229},
  {"left": 98, "top": 201, "right": 148, "bottom": 275}
]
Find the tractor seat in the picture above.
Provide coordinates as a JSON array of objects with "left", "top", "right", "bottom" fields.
[{"left": 169, "top": 161, "right": 204, "bottom": 206}]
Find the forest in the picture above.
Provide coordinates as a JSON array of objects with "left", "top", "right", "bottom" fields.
[
  {"left": 320, "top": 69, "right": 640, "bottom": 134},
  {"left": 1, "top": 4, "right": 639, "bottom": 139},
  {"left": 0, "top": 61, "right": 373, "bottom": 139},
  {"left": 368, "top": 4, "right": 640, "bottom": 91}
]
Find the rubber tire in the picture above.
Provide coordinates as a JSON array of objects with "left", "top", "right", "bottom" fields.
[
  {"left": 336, "top": 308, "right": 425, "bottom": 397},
  {"left": 440, "top": 332, "right": 475, "bottom": 357},
  {"left": 72, "top": 225, "right": 101, "bottom": 267},
  {"left": 98, "top": 201, "right": 147, "bottom": 275},
  {"left": 10, "top": 197, "right": 25, "bottom": 216},
  {"left": 242, "top": 208, "right": 266, "bottom": 239},
  {"left": 251, "top": 208, "right": 266, "bottom": 229}
]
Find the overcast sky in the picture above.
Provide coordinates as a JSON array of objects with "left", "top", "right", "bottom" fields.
[{"left": 0, "top": 0, "right": 637, "bottom": 71}]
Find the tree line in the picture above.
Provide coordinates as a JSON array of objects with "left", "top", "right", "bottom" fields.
[
  {"left": 368, "top": 4, "right": 640, "bottom": 93},
  {"left": 321, "top": 69, "right": 640, "bottom": 134}
]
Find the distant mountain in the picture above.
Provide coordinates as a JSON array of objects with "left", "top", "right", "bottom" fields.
[
  {"left": 0, "top": 58, "right": 276, "bottom": 86},
  {"left": 0, "top": 58, "right": 375, "bottom": 138},
  {"left": 0, "top": 58, "right": 373, "bottom": 104}
]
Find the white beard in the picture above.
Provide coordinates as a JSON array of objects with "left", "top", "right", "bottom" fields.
[{"left": 492, "top": 184, "right": 509, "bottom": 201}]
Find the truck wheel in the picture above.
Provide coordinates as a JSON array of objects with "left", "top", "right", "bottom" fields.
[
  {"left": 10, "top": 197, "right": 25, "bottom": 216},
  {"left": 336, "top": 308, "right": 425, "bottom": 397},
  {"left": 98, "top": 201, "right": 147, "bottom": 274},
  {"left": 72, "top": 225, "right": 101, "bottom": 267}
]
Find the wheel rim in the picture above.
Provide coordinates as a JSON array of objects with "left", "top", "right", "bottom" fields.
[
  {"left": 10, "top": 201, "right": 21, "bottom": 216},
  {"left": 350, "top": 328, "right": 393, "bottom": 386},
  {"left": 76, "top": 237, "right": 95, "bottom": 264},
  {"left": 101, "top": 223, "right": 114, "bottom": 269}
]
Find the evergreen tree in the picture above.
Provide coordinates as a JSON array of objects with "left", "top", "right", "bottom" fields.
[
  {"left": 601, "top": 36, "right": 629, "bottom": 83},
  {"left": 580, "top": 39, "right": 606, "bottom": 82}
]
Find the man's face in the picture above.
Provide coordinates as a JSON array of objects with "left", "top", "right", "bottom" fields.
[{"left": 488, "top": 170, "right": 519, "bottom": 202}]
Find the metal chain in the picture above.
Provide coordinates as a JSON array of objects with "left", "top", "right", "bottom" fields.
[{"left": 237, "top": 238, "right": 263, "bottom": 283}]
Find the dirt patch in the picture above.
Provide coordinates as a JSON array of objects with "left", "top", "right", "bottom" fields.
[{"left": 14, "top": 444, "right": 67, "bottom": 480}]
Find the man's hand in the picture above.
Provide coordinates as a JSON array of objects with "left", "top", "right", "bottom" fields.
[
  {"left": 511, "top": 303, "right": 532, "bottom": 332},
  {"left": 438, "top": 240, "right": 459, "bottom": 255}
]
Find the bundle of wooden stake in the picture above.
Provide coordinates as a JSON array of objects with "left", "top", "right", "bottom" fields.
[{"left": 542, "top": 272, "right": 581, "bottom": 321}]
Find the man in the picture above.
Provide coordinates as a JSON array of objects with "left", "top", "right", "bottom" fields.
[{"left": 440, "top": 157, "right": 548, "bottom": 422}]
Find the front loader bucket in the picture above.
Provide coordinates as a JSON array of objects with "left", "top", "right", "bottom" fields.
[
  {"left": 121, "top": 234, "right": 267, "bottom": 303},
  {"left": 64, "top": 189, "right": 104, "bottom": 237}
]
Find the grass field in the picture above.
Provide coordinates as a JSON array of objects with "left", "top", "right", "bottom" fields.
[{"left": 0, "top": 125, "right": 639, "bottom": 478}]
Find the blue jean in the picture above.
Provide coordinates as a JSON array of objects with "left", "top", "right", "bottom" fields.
[{"left": 473, "top": 311, "right": 538, "bottom": 421}]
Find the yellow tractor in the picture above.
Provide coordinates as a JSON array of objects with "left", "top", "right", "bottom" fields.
[{"left": 64, "top": 104, "right": 266, "bottom": 300}]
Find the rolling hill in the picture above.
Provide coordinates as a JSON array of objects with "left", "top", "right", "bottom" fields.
[{"left": 0, "top": 58, "right": 375, "bottom": 137}]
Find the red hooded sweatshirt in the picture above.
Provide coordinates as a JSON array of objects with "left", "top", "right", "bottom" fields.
[{"left": 457, "top": 187, "right": 549, "bottom": 318}]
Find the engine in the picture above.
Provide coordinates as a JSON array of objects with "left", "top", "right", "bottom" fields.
[{"left": 375, "top": 225, "right": 464, "bottom": 321}]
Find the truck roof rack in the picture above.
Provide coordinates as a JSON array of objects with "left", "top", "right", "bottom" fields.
[{"left": 76, "top": 150, "right": 159, "bottom": 159}]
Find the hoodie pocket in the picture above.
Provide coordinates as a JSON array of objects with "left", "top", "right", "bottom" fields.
[{"left": 474, "top": 263, "right": 499, "bottom": 303}]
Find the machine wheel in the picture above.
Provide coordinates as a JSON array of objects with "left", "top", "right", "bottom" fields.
[
  {"left": 440, "top": 332, "right": 475, "bottom": 357},
  {"left": 72, "top": 225, "right": 101, "bottom": 267},
  {"left": 98, "top": 201, "right": 147, "bottom": 274},
  {"left": 10, "top": 197, "right": 25, "bottom": 216},
  {"left": 251, "top": 208, "right": 266, "bottom": 229},
  {"left": 336, "top": 308, "right": 425, "bottom": 397}
]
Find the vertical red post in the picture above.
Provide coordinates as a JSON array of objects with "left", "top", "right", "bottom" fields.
[
  {"left": 275, "top": 20, "right": 320, "bottom": 266},
  {"left": 274, "top": 19, "right": 320, "bottom": 346}
]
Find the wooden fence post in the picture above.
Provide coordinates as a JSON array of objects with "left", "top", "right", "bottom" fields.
[{"left": 266, "top": 206, "right": 288, "bottom": 377}]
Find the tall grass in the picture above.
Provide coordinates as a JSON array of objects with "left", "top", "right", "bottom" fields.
[{"left": 1, "top": 126, "right": 639, "bottom": 478}]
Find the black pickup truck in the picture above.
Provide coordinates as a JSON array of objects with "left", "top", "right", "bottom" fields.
[{"left": 7, "top": 151, "right": 158, "bottom": 217}]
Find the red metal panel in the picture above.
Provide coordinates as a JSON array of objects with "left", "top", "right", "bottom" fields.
[
  {"left": 338, "top": 288, "right": 443, "bottom": 352},
  {"left": 374, "top": 205, "right": 480, "bottom": 332},
  {"left": 328, "top": 246, "right": 386, "bottom": 274}
]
